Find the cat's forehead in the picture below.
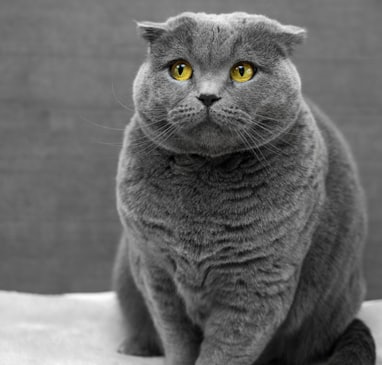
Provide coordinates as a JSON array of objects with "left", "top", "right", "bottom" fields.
[
  {"left": 149, "top": 12, "right": 277, "bottom": 67},
  {"left": 167, "top": 12, "right": 270, "bottom": 28},
  {"left": 142, "top": 12, "right": 306, "bottom": 67}
]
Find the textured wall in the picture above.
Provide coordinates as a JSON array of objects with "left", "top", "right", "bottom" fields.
[{"left": 0, "top": 0, "right": 381, "bottom": 298}]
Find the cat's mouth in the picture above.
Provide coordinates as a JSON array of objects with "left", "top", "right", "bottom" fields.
[
  {"left": 168, "top": 107, "right": 243, "bottom": 155},
  {"left": 176, "top": 118, "right": 236, "bottom": 156},
  {"left": 174, "top": 108, "right": 224, "bottom": 131},
  {"left": 205, "top": 110, "right": 218, "bottom": 125},
  {"left": 194, "top": 119, "right": 225, "bottom": 139},
  {"left": 141, "top": 107, "right": 245, "bottom": 157},
  {"left": 178, "top": 109, "right": 226, "bottom": 137}
]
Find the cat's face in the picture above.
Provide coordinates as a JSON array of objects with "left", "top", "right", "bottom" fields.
[{"left": 133, "top": 12, "right": 306, "bottom": 157}]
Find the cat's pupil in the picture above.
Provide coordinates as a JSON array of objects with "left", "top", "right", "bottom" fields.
[
  {"left": 238, "top": 65, "right": 245, "bottom": 76},
  {"left": 177, "top": 64, "right": 185, "bottom": 75}
]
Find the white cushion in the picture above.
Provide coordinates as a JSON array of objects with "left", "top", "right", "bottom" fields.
[{"left": 0, "top": 291, "right": 380, "bottom": 364}]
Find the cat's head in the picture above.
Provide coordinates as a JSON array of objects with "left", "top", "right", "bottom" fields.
[{"left": 133, "top": 12, "right": 306, "bottom": 157}]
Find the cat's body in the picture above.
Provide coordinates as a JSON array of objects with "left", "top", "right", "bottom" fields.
[{"left": 114, "top": 12, "right": 375, "bottom": 365}]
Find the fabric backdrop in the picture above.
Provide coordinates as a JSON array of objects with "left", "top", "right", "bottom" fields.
[{"left": 0, "top": 0, "right": 381, "bottom": 298}]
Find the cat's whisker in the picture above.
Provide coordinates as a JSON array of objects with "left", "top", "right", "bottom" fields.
[
  {"left": 234, "top": 114, "right": 285, "bottom": 157},
  {"left": 147, "top": 118, "right": 171, "bottom": 127},
  {"left": 239, "top": 130, "right": 277, "bottom": 213},
  {"left": 250, "top": 107, "right": 302, "bottom": 136},
  {"left": 111, "top": 79, "right": 135, "bottom": 112},
  {"left": 259, "top": 124, "right": 300, "bottom": 142},
  {"left": 239, "top": 127, "right": 273, "bottom": 176},
  {"left": 215, "top": 109, "right": 281, "bottom": 160},
  {"left": 127, "top": 120, "right": 173, "bottom": 146},
  {"left": 79, "top": 116, "right": 126, "bottom": 131},
  {"left": 92, "top": 139, "right": 123, "bottom": 148},
  {"left": 79, "top": 115, "right": 125, "bottom": 148},
  {"left": 234, "top": 128, "right": 253, "bottom": 154},
  {"left": 252, "top": 116, "right": 302, "bottom": 139},
  {"left": 139, "top": 111, "right": 169, "bottom": 125},
  {"left": 252, "top": 108, "right": 298, "bottom": 125},
  {"left": 144, "top": 125, "right": 179, "bottom": 155},
  {"left": 248, "top": 119, "right": 299, "bottom": 151},
  {"left": 130, "top": 123, "right": 178, "bottom": 155},
  {"left": 234, "top": 127, "right": 266, "bottom": 168},
  {"left": 253, "top": 112, "right": 287, "bottom": 124},
  {"left": 153, "top": 123, "right": 178, "bottom": 145},
  {"left": 247, "top": 126, "right": 283, "bottom": 154},
  {"left": 237, "top": 128, "right": 274, "bottom": 180},
  {"left": 226, "top": 125, "right": 238, "bottom": 143},
  {"left": 244, "top": 125, "right": 288, "bottom": 157}
]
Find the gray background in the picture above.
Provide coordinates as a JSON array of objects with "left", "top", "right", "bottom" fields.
[{"left": 0, "top": 0, "right": 381, "bottom": 298}]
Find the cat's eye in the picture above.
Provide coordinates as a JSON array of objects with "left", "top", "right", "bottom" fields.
[
  {"left": 230, "top": 62, "right": 256, "bottom": 83},
  {"left": 170, "top": 60, "right": 193, "bottom": 81}
]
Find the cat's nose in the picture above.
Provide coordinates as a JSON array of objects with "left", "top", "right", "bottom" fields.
[{"left": 197, "top": 94, "right": 221, "bottom": 107}]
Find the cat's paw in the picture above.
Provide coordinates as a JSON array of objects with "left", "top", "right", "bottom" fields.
[{"left": 117, "top": 336, "right": 162, "bottom": 357}]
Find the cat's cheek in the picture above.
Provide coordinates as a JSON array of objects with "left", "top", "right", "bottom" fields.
[
  {"left": 161, "top": 78, "right": 195, "bottom": 109},
  {"left": 165, "top": 74, "right": 193, "bottom": 92},
  {"left": 132, "top": 64, "right": 150, "bottom": 102},
  {"left": 287, "top": 62, "right": 302, "bottom": 91},
  {"left": 275, "top": 60, "right": 302, "bottom": 96},
  {"left": 229, "top": 76, "right": 266, "bottom": 112}
]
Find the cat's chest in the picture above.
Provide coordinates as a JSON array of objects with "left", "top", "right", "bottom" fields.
[
  {"left": 118, "top": 150, "right": 314, "bottom": 266},
  {"left": 119, "top": 153, "right": 272, "bottom": 244},
  {"left": 119, "top": 148, "right": 324, "bottom": 316}
]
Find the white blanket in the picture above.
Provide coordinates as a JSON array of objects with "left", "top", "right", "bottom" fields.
[{"left": 0, "top": 291, "right": 381, "bottom": 364}]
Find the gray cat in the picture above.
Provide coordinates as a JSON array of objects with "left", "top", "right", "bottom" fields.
[{"left": 113, "top": 12, "right": 376, "bottom": 365}]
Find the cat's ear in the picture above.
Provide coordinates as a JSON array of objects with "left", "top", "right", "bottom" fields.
[
  {"left": 257, "top": 20, "right": 306, "bottom": 57},
  {"left": 272, "top": 24, "right": 307, "bottom": 56},
  {"left": 136, "top": 21, "right": 167, "bottom": 43}
]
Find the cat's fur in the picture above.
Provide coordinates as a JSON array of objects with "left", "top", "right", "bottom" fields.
[{"left": 113, "top": 12, "right": 376, "bottom": 365}]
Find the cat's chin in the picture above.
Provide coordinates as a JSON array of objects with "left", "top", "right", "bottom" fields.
[
  {"left": 172, "top": 120, "right": 240, "bottom": 157},
  {"left": 160, "top": 137, "right": 247, "bottom": 158}
]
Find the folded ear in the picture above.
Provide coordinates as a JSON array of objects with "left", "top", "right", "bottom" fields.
[
  {"left": 136, "top": 21, "right": 167, "bottom": 43},
  {"left": 246, "top": 14, "right": 307, "bottom": 56},
  {"left": 273, "top": 24, "right": 307, "bottom": 56}
]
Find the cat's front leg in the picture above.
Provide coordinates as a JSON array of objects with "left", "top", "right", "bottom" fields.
[
  {"left": 195, "top": 291, "right": 293, "bottom": 365},
  {"left": 141, "top": 265, "right": 201, "bottom": 365},
  {"left": 195, "top": 310, "right": 273, "bottom": 365}
]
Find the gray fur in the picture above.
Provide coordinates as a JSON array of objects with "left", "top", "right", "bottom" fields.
[{"left": 113, "top": 12, "right": 375, "bottom": 365}]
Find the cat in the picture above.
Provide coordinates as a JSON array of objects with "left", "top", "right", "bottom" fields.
[{"left": 113, "top": 12, "right": 376, "bottom": 365}]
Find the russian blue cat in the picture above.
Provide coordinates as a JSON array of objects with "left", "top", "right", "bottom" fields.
[{"left": 113, "top": 12, "right": 376, "bottom": 365}]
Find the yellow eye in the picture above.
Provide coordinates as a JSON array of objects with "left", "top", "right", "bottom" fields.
[
  {"left": 170, "top": 60, "right": 193, "bottom": 81},
  {"left": 230, "top": 62, "right": 256, "bottom": 83}
]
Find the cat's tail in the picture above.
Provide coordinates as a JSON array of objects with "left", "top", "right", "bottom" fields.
[{"left": 327, "top": 318, "right": 376, "bottom": 365}]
